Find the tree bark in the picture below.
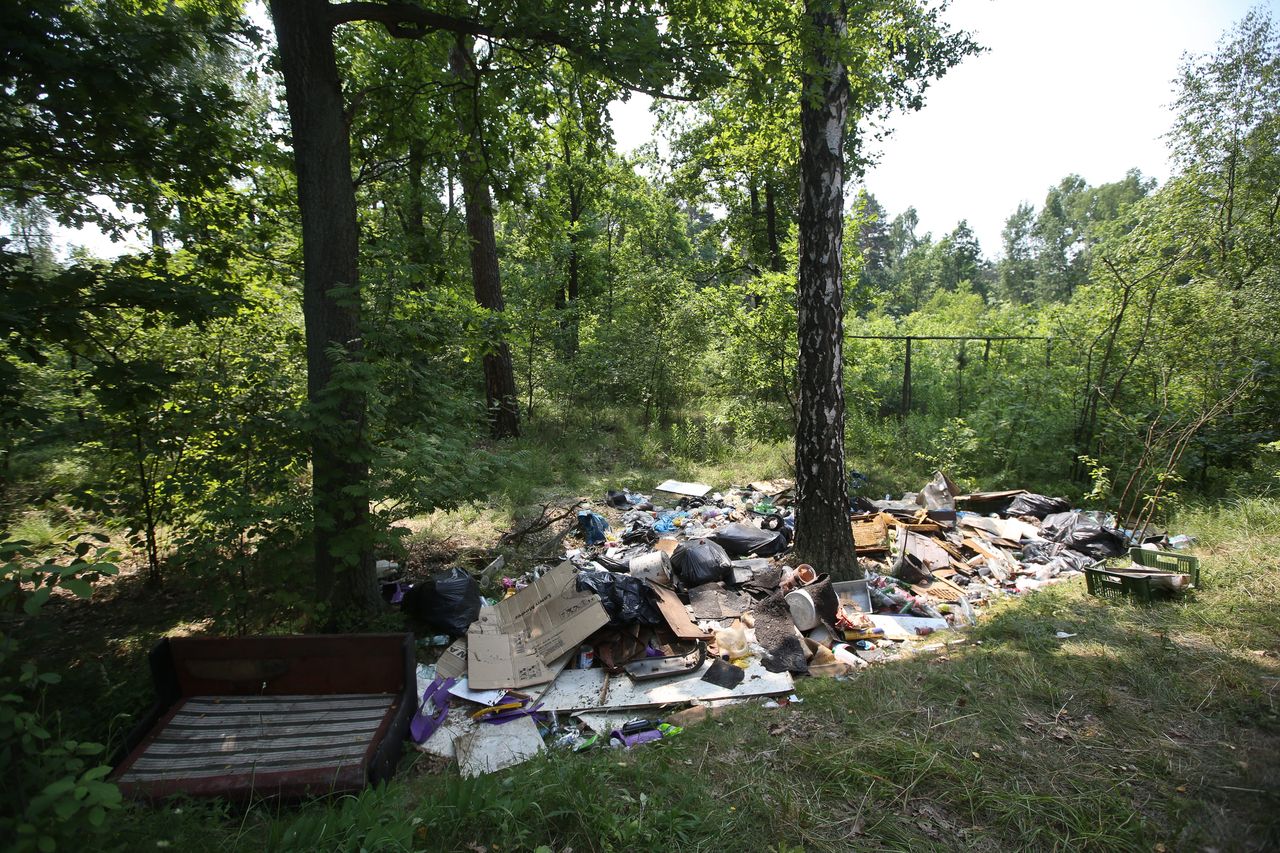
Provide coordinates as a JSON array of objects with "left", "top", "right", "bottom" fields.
[
  {"left": 404, "top": 137, "right": 428, "bottom": 264},
  {"left": 449, "top": 39, "right": 520, "bottom": 438},
  {"left": 765, "top": 178, "right": 783, "bottom": 272},
  {"left": 269, "top": 0, "right": 379, "bottom": 618},
  {"left": 793, "top": 0, "right": 858, "bottom": 580},
  {"left": 559, "top": 133, "right": 582, "bottom": 358}
]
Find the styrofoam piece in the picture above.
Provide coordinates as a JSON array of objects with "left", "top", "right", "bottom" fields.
[
  {"left": 536, "top": 655, "right": 793, "bottom": 712},
  {"left": 455, "top": 715, "right": 545, "bottom": 777},
  {"left": 413, "top": 707, "right": 478, "bottom": 760},
  {"left": 572, "top": 711, "right": 637, "bottom": 735},
  {"left": 867, "top": 614, "right": 949, "bottom": 640}
]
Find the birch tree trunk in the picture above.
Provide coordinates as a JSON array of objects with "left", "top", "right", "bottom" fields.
[{"left": 793, "top": 0, "right": 859, "bottom": 580}]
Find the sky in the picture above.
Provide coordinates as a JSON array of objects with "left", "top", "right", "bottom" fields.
[
  {"left": 46, "top": 0, "right": 1271, "bottom": 260},
  {"left": 612, "top": 0, "right": 1270, "bottom": 257}
]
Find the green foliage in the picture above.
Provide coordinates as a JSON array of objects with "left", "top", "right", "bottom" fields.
[
  {"left": 0, "top": 536, "right": 121, "bottom": 852},
  {"left": 0, "top": 0, "right": 262, "bottom": 231}
]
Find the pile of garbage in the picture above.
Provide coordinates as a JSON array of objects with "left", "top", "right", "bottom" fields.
[{"left": 394, "top": 472, "right": 1191, "bottom": 777}]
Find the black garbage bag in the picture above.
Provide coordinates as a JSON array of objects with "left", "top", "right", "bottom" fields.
[
  {"left": 1006, "top": 493, "right": 1071, "bottom": 519},
  {"left": 1020, "top": 540, "right": 1068, "bottom": 563},
  {"left": 576, "top": 570, "right": 662, "bottom": 628},
  {"left": 711, "top": 522, "right": 789, "bottom": 557},
  {"left": 620, "top": 513, "right": 657, "bottom": 546},
  {"left": 1041, "top": 511, "right": 1127, "bottom": 560},
  {"left": 401, "top": 567, "right": 481, "bottom": 635},
  {"left": 671, "top": 538, "right": 733, "bottom": 587},
  {"left": 1021, "top": 541, "right": 1097, "bottom": 573}
]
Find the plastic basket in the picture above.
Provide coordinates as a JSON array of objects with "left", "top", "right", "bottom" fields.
[
  {"left": 1129, "top": 547, "right": 1200, "bottom": 587},
  {"left": 1084, "top": 567, "right": 1163, "bottom": 603}
]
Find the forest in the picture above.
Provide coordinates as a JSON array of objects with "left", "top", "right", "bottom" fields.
[{"left": 2, "top": 0, "right": 1278, "bottom": 850}]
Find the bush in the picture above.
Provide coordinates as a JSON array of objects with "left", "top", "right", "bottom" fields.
[{"left": 0, "top": 536, "right": 123, "bottom": 852}]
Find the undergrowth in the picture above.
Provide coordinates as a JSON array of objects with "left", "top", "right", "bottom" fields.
[{"left": 85, "top": 498, "right": 1280, "bottom": 852}]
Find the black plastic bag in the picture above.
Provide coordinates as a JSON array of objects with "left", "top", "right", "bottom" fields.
[
  {"left": 711, "top": 522, "right": 788, "bottom": 557},
  {"left": 1041, "top": 511, "right": 1127, "bottom": 560},
  {"left": 1020, "top": 540, "right": 1068, "bottom": 564},
  {"left": 1006, "top": 493, "right": 1071, "bottom": 519},
  {"left": 576, "top": 570, "right": 662, "bottom": 628},
  {"left": 400, "top": 567, "right": 481, "bottom": 635},
  {"left": 671, "top": 538, "right": 732, "bottom": 587},
  {"left": 1021, "top": 541, "right": 1096, "bottom": 574}
]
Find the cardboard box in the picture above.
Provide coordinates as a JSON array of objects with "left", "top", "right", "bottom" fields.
[{"left": 466, "top": 561, "right": 609, "bottom": 690}]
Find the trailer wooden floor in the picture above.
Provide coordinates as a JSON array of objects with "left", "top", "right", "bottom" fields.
[{"left": 115, "top": 693, "right": 397, "bottom": 794}]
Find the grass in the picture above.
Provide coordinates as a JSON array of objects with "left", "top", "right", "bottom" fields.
[
  {"left": 66, "top": 496, "right": 1277, "bottom": 853},
  {"left": 7, "top": 418, "right": 1278, "bottom": 851},
  {"left": 402, "top": 410, "right": 795, "bottom": 552}
]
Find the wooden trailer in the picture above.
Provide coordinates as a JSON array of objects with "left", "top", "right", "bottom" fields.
[{"left": 110, "top": 633, "right": 415, "bottom": 801}]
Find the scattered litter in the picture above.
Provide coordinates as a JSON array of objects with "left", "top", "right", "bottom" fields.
[
  {"left": 536, "top": 655, "right": 793, "bottom": 712},
  {"left": 392, "top": 471, "right": 1199, "bottom": 779}
]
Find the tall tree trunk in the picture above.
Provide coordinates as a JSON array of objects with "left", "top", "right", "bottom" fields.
[
  {"left": 793, "top": 0, "right": 858, "bottom": 581},
  {"left": 404, "top": 137, "right": 428, "bottom": 264},
  {"left": 449, "top": 39, "right": 520, "bottom": 439},
  {"left": 765, "top": 178, "right": 783, "bottom": 272},
  {"left": 560, "top": 134, "right": 582, "bottom": 358},
  {"left": 269, "top": 0, "right": 378, "bottom": 618}
]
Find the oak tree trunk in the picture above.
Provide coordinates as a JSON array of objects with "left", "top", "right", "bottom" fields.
[
  {"left": 269, "top": 0, "right": 379, "bottom": 618},
  {"left": 449, "top": 39, "right": 520, "bottom": 439},
  {"left": 793, "top": 0, "right": 859, "bottom": 580}
]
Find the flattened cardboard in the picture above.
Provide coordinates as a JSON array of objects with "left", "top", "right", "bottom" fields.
[
  {"left": 651, "top": 584, "right": 713, "bottom": 640},
  {"left": 435, "top": 637, "right": 469, "bottom": 680},
  {"left": 902, "top": 530, "right": 951, "bottom": 572},
  {"left": 749, "top": 479, "right": 794, "bottom": 497},
  {"left": 655, "top": 479, "right": 712, "bottom": 497},
  {"left": 654, "top": 538, "right": 679, "bottom": 556},
  {"left": 851, "top": 515, "right": 889, "bottom": 551},
  {"left": 466, "top": 561, "right": 609, "bottom": 690},
  {"left": 909, "top": 575, "right": 967, "bottom": 602}
]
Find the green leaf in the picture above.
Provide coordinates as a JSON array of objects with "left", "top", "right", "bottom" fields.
[
  {"left": 23, "top": 586, "right": 52, "bottom": 615},
  {"left": 61, "top": 579, "right": 93, "bottom": 599}
]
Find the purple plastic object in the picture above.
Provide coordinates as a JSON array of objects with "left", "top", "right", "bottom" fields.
[
  {"left": 382, "top": 581, "right": 411, "bottom": 605},
  {"left": 410, "top": 676, "right": 457, "bottom": 744},
  {"left": 481, "top": 702, "right": 544, "bottom": 725},
  {"left": 611, "top": 727, "right": 663, "bottom": 748}
]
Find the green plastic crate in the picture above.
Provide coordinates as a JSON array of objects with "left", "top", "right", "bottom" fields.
[
  {"left": 1085, "top": 546, "right": 1199, "bottom": 603},
  {"left": 1128, "top": 546, "right": 1200, "bottom": 587},
  {"left": 1084, "top": 567, "right": 1163, "bottom": 603}
]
